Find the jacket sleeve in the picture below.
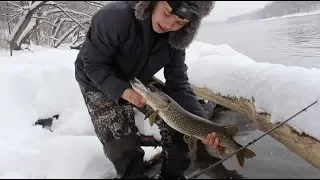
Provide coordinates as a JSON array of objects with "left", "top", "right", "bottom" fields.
[
  {"left": 163, "top": 48, "right": 208, "bottom": 119},
  {"left": 81, "top": 4, "right": 132, "bottom": 103}
]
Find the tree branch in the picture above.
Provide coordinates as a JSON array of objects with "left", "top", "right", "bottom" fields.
[
  {"left": 44, "top": 36, "right": 60, "bottom": 41},
  {"left": 84, "top": 1, "right": 105, "bottom": 8},
  {"left": 8, "top": 11, "right": 25, "bottom": 23},
  {"left": 6, "top": 1, "right": 23, "bottom": 11},
  {"left": 53, "top": 24, "right": 79, "bottom": 48},
  {"left": 44, "top": 4, "right": 88, "bottom": 31},
  {"left": 44, "top": 7, "right": 92, "bottom": 18},
  {"left": 26, "top": 1, "right": 49, "bottom": 11},
  {"left": 31, "top": 16, "right": 51, "bottom": 21}
]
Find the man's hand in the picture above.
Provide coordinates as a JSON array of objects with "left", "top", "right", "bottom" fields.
[
  {"left": 202, "top": 132, "right": 230, "bottom": 158},
  {"left": 121, "top": 88, "right": 146, "bottom": 107}
]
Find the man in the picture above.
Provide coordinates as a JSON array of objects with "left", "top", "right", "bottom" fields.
[{"left": 75, "top": 1, "right": 225, "bottom": 179}]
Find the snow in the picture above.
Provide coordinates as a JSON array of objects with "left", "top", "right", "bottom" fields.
[
  {"left": 0, "top": 46, "right": 161, "bottom": 179},
  {"left": 0, "top": 40, "right": 319, "bottom": 178},
  {"left": 134, "top": 109, "right": 162, "bottom": 142},
  {"left": 157, "top": 41, "right": 320, "bottom": 140}
]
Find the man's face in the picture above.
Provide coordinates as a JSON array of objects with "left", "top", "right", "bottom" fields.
[{"left": 151, "top": 1, "right": 190, "bottom": 33}]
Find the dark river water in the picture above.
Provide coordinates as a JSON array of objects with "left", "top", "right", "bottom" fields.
[
  {"left": 196, "top": 13, "right": 320, "bottom": 69},
  {"left": 185, "top": 109, "right": 320, "bottom": 179}
]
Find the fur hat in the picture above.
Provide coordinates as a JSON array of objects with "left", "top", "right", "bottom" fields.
[{"left": 134, "top": 1, "right": 215, "bottom": 50}]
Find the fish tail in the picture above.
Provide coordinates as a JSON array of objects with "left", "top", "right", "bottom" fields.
[{"left": 235, "top": 145, "right": 256, "bottom": 167}]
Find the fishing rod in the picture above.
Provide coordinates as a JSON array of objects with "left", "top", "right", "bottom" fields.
[{"left": 187, "top": 99, "right": 318, "bottom": 179}]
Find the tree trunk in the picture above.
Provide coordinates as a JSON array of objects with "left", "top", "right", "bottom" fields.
[
  {"left": 19, "top": 11, "right": 42, "bottom": 46},
  {"left": 9, "top": 1, "right": 48, "bottom": 50},
  {"left": 6, "top": 2, "right": 13, "bottom": 56}
]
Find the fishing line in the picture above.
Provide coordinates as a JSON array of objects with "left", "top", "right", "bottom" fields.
[{"left": 187, "top": 99, "right": 318, "bottom": 179}]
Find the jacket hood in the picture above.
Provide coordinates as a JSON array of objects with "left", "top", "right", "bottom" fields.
[{"left": 133, "top": 1, "right": 215, "bottom": 50}]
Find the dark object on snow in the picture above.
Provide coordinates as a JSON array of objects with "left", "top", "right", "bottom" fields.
[
  {"left": 34, "top": 114, "right": 59, "bottom": 129},
  {"left": 139, "top": 135, "right": 160, "bottom": 147},
  {"left": 70, "top": 43, "right": 82, "bottom": 50}
]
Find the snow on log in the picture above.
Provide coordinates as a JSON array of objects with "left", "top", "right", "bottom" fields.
[
  {"left": 190, "top": 85, "right": 320, "bottom": 169},
  {"left": 154, "top": 41, "right": 320, "bottom": 169}
]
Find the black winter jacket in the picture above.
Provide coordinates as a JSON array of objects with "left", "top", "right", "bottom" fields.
[{"left": 74, "top": 1, "right": 207, "bottom": 119}]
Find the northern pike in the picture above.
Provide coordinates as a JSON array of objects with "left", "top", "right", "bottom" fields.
[{"left": 130, "top": 77, "right": 256, "bottom": 167}]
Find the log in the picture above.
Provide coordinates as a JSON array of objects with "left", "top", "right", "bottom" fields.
[{"left": 190, "top": 85, "right": 320, "bottom": 169}]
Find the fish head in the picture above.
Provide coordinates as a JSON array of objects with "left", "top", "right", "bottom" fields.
[
  {"left": 130, "top": 77, "right": 171, "bottom": 110},
  {"left": 130, "top": 77, "right": 149, "bottom": 97}
]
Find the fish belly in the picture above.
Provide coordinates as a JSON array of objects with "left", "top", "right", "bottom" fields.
[{"left": 159, "top": 111, "right": 216, "bottom": 140}]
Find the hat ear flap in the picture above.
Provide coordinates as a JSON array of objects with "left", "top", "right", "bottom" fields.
[
  {"left": 168, "top": 16, "right": 201, "bottom": 50},
  {"left": 134, "top": 1, "right": 155, "bottom": 20}
]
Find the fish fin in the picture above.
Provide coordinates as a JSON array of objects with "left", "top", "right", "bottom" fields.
[
  {"left": 236, "top": 147, "right": 256, "bottom": 167},
  {"left": 148, "top": 111, "right": 158, "bottom": 127},
  {"left": 144, "top": 109, "right": 155, "bottom": 120},
  {"left": 188, "top": 136, "right": 198, "bottom": 152},
  {"left": 243, "top": 147, "right": 256, "bottom": 158},
  {"left": 149, "top": 118, "right": 154, "bottom": 127},
  {"left": 223, "top": 125, "right": 239, "bottom": 137},
  {"left": 183, "top": 135, "right": 190, "bottom": 143}
]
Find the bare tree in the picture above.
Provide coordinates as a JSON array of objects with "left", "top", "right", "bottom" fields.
[
  {"left": 0, "top": 1, "right": 110, "bottom": 54},
  {"left": 0, "top": 1, "right": 20, "bottom": 55},
  {"left": 9, "top": 1, "right": 48, "bottom": 50}
]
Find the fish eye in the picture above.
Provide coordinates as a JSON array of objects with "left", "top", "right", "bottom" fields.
[{"left": 149, "top": 85, "right": 157, "bottom": 92}]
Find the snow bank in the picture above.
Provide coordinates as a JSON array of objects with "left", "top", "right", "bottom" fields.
[
  {"left": 0, "top": 46, "right": 161, "bottom": 179},
  {"left": 157, "top": 41, "right": 320, "bottom": 141},
  {"left": 1, "top": 40, "right": 319, "bottom": 178}
]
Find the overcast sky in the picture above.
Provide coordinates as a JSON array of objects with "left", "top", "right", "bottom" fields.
[{"left": 203, "top": 1, "right": 271, "bottom": 22}]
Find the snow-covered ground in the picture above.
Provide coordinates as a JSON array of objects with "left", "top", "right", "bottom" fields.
[
  {"left": 1, "top": 40, "right": 319, "bottom": 178},
  {"left": 0, "top": 45, "right": 162, "bottom": 179}
]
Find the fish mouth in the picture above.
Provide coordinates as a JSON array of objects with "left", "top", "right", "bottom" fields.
[{"left": 129, "top": 77, "right": 148, "bottom": 96}]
